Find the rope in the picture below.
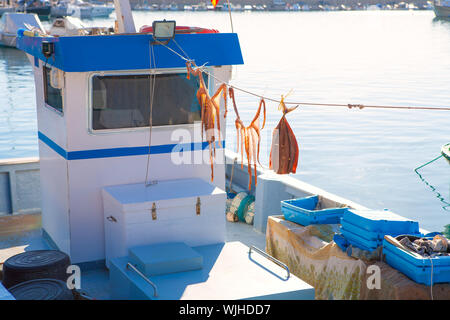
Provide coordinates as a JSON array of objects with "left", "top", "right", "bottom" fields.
[
  {"left": 415, "top": 154, "right": 450, "bottom": 211},
  {"left": 415, "top": 166, "right": 450, "bottom": 211},
  {"left": 415, "top": 154, "right": 443, "bottom": 171},
  {"left": 145, "top": 43, "right": 158, "bottom": 187},
  {"left": 172, "top": 38, "right": 191, "bottom": 63},
  {"left": 236, "top": 194, "right": 255, "bottom": 222},
  {"left": 429, "top": 256, "right": 434, "bottom": 300},
  {"left": 157, "top": 40, "right": 450, "bottom": 112}
]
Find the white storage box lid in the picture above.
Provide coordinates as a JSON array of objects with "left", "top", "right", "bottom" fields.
[{"left": 102, "top": 178, "right": 226, "bottom": 212}]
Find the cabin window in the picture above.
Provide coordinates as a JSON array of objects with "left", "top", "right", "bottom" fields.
[
  {"left": 43, "top": 66, "right": 63, "bottom": 113},
  {"left": 91, "top": 72, "right": 207, "bottom": 131}
]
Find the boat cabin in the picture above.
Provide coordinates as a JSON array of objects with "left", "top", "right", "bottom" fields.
[{"left": 17, "top": 27, "right": 243, "bottom": 264}]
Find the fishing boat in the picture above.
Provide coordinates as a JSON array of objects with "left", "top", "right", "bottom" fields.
[
  {"left": 433, "top": 0, "right": 450, "bottom": 18},
  {"left": 50, "top": 0, "right": 73, "bottom": 17},
  {"left": 0, "top": 12, "right": 109, "bottom": 47},
  {"left": 16, "top": 0, "right": 51, "bottom": 17},
  {"left": 168, "top": 3, "right": 179, "bottom": 11},
  {"left": 0, "top": 0, "right": 318, "bottom": 301},
  {"left": 90, "top": 2, "right": 114, "bottom": 17},
  {"left": 0, "top": 12, "right": 44, "bottom": 47},
  {"left": 68, "top": 0, "right": 113, "bottom": 19},
  {"left": 0, "top": 0, "right": 449, "bottom": 302},
  {"left": 0, "top": 3, "right": 15, "bottom": 17},
  {"left": 67, "top": 0, "right": 92, "bottom": 18}
]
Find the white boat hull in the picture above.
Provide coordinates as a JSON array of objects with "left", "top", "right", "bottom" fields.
[
  {"left": 0, "top": 13, "right": 45, "bottom": 48},
  {"left": 0, "top": 32, "right": 16, "bottom": 47},
  {"left": 67, "top": 5, "right": 93, "bottom": 19},
  {"left": 51, "top": 5, "right": 71, "bottom": 17},
  {"left": 91, "top": 6, "right": 114, "bottom": 18}
]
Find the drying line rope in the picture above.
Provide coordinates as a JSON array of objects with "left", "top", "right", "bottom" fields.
[{"left": 157, "top": 40, "right": 450, "bottom": 112}]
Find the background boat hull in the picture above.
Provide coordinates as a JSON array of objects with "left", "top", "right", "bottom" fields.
[{"left": 434, "top": 5, "right": 450, "bottom": 18}]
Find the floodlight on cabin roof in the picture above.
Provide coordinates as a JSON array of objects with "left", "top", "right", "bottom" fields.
[{"left": 152, "top": 20, "right": 176, "bottom": 44}]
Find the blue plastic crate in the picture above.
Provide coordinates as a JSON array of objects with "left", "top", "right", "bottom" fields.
[
  {"left": 383, "top": 237, "right": 450, "bottom": 285},
  {"left": 342, "top": 209, "right": 420, "bottom": 235},
  {"left": 341, "top": 219, "right": 385, "bottom": 241},
  {"left": 340, "top": 209, "right": 420, "bottom": 251},
  {"left": 340, "top": 227, "right": 379, "bottom": 251},
  {"left": 281, "top": 195, "right": 348, "bottom": 226}
]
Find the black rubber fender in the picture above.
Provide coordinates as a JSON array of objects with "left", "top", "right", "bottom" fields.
[
  {"left": 2, "top": 250, "right": 71, "bottom": 289},
  {"left": 8, "top": 279, "right": 74, "bottom": 300}
]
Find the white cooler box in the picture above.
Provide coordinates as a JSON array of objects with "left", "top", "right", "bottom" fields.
[{"left": 102, "top": 178, "right": 226, "bottom": 266}]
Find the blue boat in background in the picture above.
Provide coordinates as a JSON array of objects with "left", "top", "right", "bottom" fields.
[{"left": 16, "top": 0, "right": 51, "bottom": 17}]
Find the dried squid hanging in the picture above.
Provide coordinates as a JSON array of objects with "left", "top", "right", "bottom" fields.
[
  {"left": 186, "top": 61, "right": 228, "bottom": 181},
  {"left": 269, "top": 95, "right": 299, "bottom": 174},
  {"left": 229, "top": 87, "right": 266, "bottom": 190}
]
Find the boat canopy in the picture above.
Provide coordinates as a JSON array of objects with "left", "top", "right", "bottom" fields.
[
  {"left": 1, "top": 13, "right": 44, "bottom": 35},
  {"left": 17, "top": 32, "right": 244, "bottom": 72}
]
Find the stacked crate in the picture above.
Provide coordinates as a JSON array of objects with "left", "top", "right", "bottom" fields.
[{"left": 340, "top": 209, "right": 420, "bottom": 251}]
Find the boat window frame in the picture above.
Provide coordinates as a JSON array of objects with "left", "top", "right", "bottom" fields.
[
  {"left": 42, "top": 65, "right": 64, "bottom": 116},
  {"left": 87, "top": 67, "right": 212, "bottom": 135}
]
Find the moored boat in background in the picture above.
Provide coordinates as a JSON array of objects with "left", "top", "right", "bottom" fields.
[
  {"left": 16, "top": 0, "right": 51, "bottom": 17},
  {"left": 433, "top": 0, "right": 450, "bottom": 17},
  {"left": 0, "top": 12, "right": 44, "bottom": 47},
  {"left": 50, "top": 0, "right": 73, "bottom": 17},
  {"left": 0, "top": 2, "right": 15, "bottom": 17},
  {"left": 90, "top": 2, "right": 114, "bottom": 17},
  {"left": 67, "top": 0, "right": 92, "bottom": 18},
  {"left": 442, "top": 143, "right": 450, "bottom": 164},
  {"left": 68, "top": 0, "right": 113, "bottom": 19}
]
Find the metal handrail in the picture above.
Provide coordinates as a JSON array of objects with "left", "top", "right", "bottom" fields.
[
  {"left": 126, "top": 263, "right": 158, "bottom": 297},
  {"left": 249, "top": 246, "right": 290, "bottom": 279}
]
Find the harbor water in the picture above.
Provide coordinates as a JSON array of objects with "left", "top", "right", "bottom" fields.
[{"left": 0, "top": 10, "right": 449, "bottom": 232}]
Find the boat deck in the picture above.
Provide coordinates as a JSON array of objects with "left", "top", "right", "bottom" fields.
[{"left": 0, "top": 219, "right": 266, "bottom": 300}]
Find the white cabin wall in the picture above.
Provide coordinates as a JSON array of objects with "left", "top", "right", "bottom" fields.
[
  {"left": 39, "top": 142, "right": 71, "bottom": 254},
  {"left": 63, "top": 68, "right": 231, "bottom": 263},
  {"left": 29, "top": 56, "right": 71, "bottom": 255}
]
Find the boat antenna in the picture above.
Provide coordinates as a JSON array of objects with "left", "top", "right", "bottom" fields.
[
  {"left": 113, "top": 0, "right": 136, "bottom": 33},
  {"left": 225, "top": 0, "right": 234, "bottom": 33}
]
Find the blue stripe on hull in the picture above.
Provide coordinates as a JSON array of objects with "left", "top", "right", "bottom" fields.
[{"left": 38, "top": 131, "right": 224, "bottom": 160}]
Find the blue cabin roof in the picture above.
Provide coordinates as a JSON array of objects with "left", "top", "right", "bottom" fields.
[{"left": 17, "top": 32, "right": 244, "bottom": 72}]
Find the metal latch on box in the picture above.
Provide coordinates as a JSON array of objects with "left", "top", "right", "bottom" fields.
[
  {"left": 151, "top": 202, "right": 157, "bottom": 220},
  {"left": 196, "top": 197, "right": 201, "bottom": 215},
  {"left": 106, "top": 216, "right": 117, "bottom": 223},
  {"left": 150, "top": 199, "right": 200, "bottom": 219}
]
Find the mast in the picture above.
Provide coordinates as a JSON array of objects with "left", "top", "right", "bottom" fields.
[{"left": 113, "top": 0, "right": 136, "bottom": 33}]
